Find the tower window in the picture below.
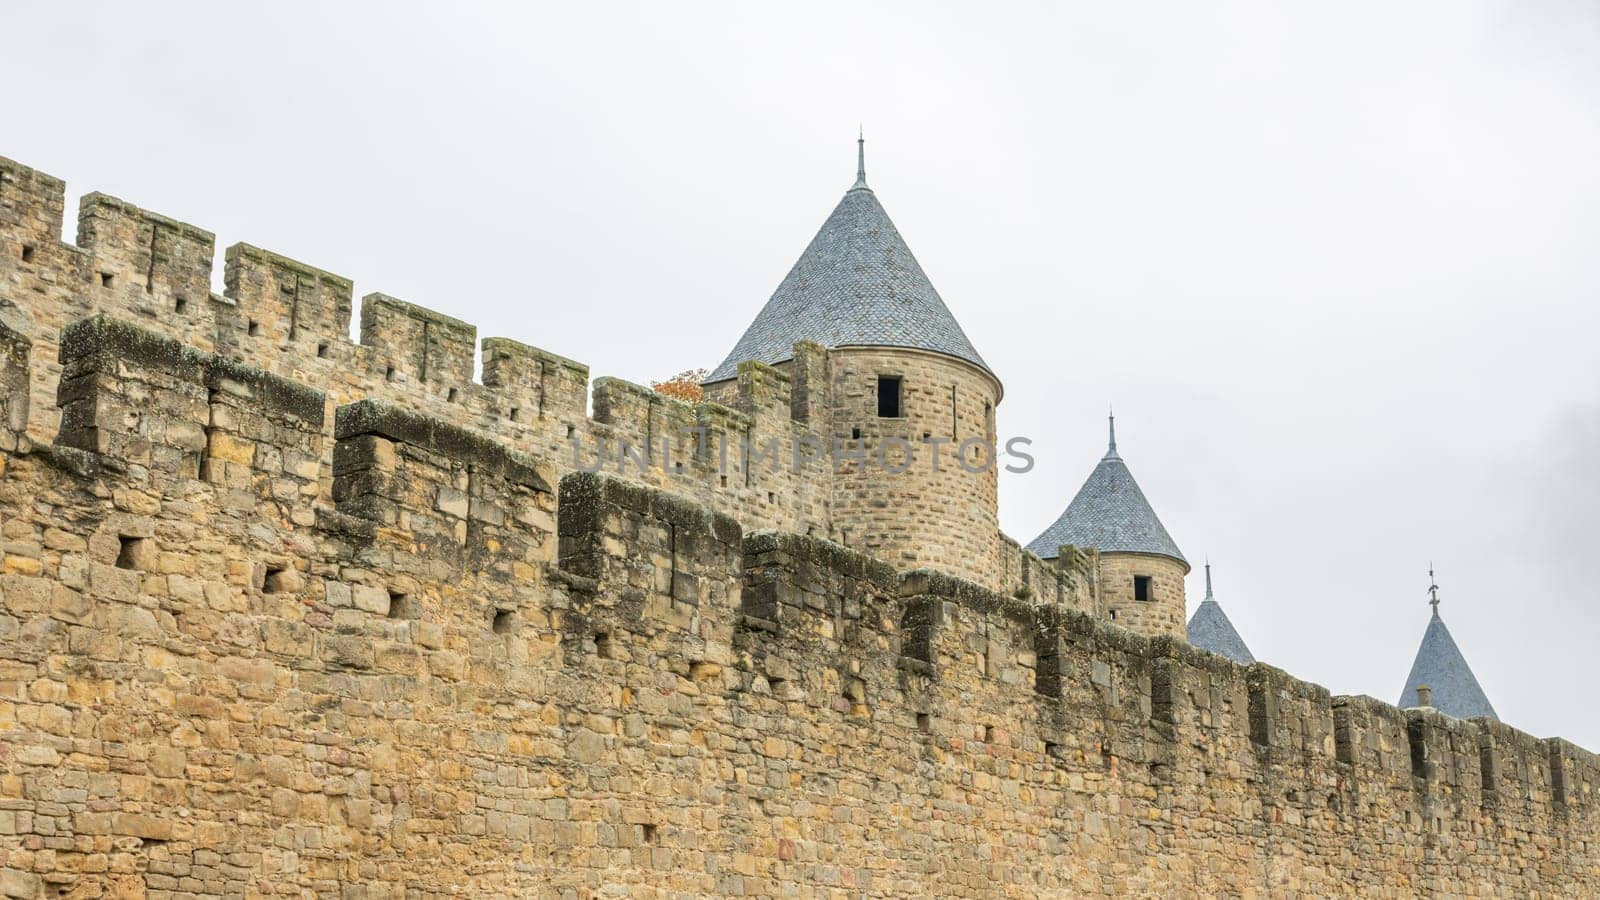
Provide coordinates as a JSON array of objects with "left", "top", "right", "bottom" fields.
[
  {"left": 877, "top": 375, "right": 902, "bottom": 418},
  {"left": 1134, "top": 575, "right": 1153, "bottom": 602}
]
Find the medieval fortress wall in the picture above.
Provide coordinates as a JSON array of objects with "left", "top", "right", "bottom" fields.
[{"left": 0, "top": 153, "right": 1596, "bottom": 897}]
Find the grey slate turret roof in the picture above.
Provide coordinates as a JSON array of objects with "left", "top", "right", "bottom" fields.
[
  {"left": 1398, "top": 575, "right": 1498, "bottom": 720},
  {"left": 1025, "top": 416, "right": 1187, "bottom": 564},
  {"left": 1187, "top": 563, "right": 1254, "bottom": 664},
  {"left": 706, "top": 138, "right": 990, "bottom": 384}
]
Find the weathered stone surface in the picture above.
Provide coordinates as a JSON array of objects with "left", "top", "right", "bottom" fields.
[{"left": 0, "top": 149, "right": 1594, "bottom": 897}]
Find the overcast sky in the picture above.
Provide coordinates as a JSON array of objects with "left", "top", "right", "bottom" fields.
[{"left": 6, "top": 1, "right": 1598, "bottom": 748}]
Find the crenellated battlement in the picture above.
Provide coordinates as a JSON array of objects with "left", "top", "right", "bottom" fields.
[
  {"left": 0, "top": 154, "right": 836, "bottom": 545},
  {"left": 1, "top": 149, "right": 1596, "bottom": 896},
  {"left": 0, "top": 152, "right": 1082, "bottom": 608}
]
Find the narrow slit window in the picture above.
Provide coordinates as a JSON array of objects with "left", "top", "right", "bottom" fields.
[
  {"left": 950, "top": 385, "right": 957, "bottom": 439},
  {"left": 877, "top": 375, "right": 902, "bottom": 418},
  {"left": 1134, "top": 575, "right": 1153, "bottom": 602}
]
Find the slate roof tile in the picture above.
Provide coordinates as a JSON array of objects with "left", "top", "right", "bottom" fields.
[{"left": 707, "top": 144, "right": 989, "bottom": 383}]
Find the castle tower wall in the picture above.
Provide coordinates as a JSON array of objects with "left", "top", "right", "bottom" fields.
[
  {"left": 1097, "top": 550, "right": 1187, "bottom": 639},
  {"left": 818, "top": 346, "right": 1001, "bottom": 588}
]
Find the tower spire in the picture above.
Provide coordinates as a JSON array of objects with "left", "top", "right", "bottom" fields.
[
  {"left": 1106, "top": 406, "right": 1120, "bottom": 459},
  {"left": 1185, "top": 558, "right": 1254, "bottom": 663},
  {"left": 1427, "top": 563, "right": 1440, "bottom": 614},
  {"left": 854, "top": 127, "right": 867, "bottom": 189}
]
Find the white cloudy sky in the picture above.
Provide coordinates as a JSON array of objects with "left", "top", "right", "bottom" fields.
[{"left": 6, "top": 1, "right": 1598, "bottom": 747}]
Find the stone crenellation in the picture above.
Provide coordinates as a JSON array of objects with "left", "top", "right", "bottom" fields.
[
  {"left": 1, "top": 152, "right": 1597, "bottom": 897},
  {"left": 0, "top": 153, "right": 1085, "bottom": 610}
]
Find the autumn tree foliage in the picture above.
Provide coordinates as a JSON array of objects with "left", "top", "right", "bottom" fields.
[{"left": 651, "top": 368, "right": 708, "bottom": 403}]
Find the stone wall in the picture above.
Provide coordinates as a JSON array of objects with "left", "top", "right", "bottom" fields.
[
  {"left": 1097, "top": 552, "right": 1188, "bottom": 639},
  {"left": 0, "top": 151, "right": 1082, "bottom": 608},
  {"left": 997, "top": 536, "right": 1100, "bottom": 617},
  {"left": 2, "top": 150, "right": 1597, "bottom": 897},
  {"left": 0, "top": 320, "right": 26, "bottom": 455},
  {"left": 0, "top": 313, "right": 1595, "bottom": 897}
]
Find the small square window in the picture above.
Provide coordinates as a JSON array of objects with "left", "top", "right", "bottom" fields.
[
  {"left": 263, "top": 566, "right": 291, "bottom": 594},
  {"left": 21, "top": 245, "right": 35, "bottom": 263},
  {"left": 876, "top": 375, "right": 902, "bottom": 418},
  {"left": 492, "top": 608, "right": 514, "bottom": 633},
  {"left": 1134, "top": 575, "right": 1153, "bottom": 602},
  {"left": 174, "top": 296, "right": 188, "bottom": 314},
  {"left": 317, "top": 342, "right": 330, "bottom": 359},
  {"left": 115, "top": 536, "right": 149, "bottom": 570},
  {"left": 100, "top": 272, "right": 114, "bottom": 288},
  {"left": 247, "top": 320, "right": 260, "bottom": 336},
  {"left": 387, "top": 591, "right": 421, "bottom": 620}
]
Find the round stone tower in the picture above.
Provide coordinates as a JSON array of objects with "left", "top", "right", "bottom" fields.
[
  {"left": 820, "top": 345, "right": 1001, "bottom": 584},
  {"left": 1026, "top": 415, "right": 1188, "bottom": 638},
  {"left": 703, "top": 137, "right": 1002, "bottom": 586}
]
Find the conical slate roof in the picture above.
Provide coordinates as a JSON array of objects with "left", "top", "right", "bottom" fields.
[
  {"left": 706, "top": 139, "right": 990, "bottom": 384},
  {"left": 1398, "top": 585, "right": 1498, "bottom": 720},
  {"left": 1025, "top": 417, "right": 1186, "bottom": 564},
  {"left": 1187, "top": 563, "right": 1254, "bottom": 664}
]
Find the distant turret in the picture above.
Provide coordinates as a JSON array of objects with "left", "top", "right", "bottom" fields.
[
  {"left": 1398, "top": 567, "right": 1497, "bottom": 720},
  {"left": 1186, "top": 562, "right": 1254, "bottom": 664},
  {"left": 1027, "top": 412, "right": 1188, "bottom": 637}
]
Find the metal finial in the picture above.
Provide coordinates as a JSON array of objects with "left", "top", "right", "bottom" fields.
[
  {"left": 854, "top": 128, "right": 867, "bottom": 189},
  {"left": 1427, "top": 563, "right": 1440, "bottom": 613},
  {"left": 1105, "top": 406, "right": 1120, "bottom": 458},
  {"left": 1204, "top": 560, "right": 1214, "bottom": 601}
]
